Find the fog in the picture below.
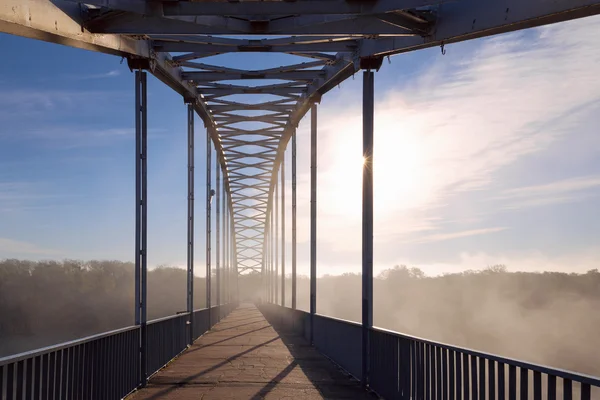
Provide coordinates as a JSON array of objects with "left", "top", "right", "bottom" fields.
[{"left": 1, "top": 260, "right": 599, "bottom": 379}]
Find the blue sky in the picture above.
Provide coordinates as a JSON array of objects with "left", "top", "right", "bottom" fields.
[{"left": 1, "top": 15, "right": 600, "bottom": 276}]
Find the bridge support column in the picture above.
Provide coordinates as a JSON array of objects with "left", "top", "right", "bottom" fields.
[
  {"left": 206, "top": 128, "right": 212, "bottom": 323},
  {"left": 310, "top": 104, "right": 317, "bottom": 345},
  {"left": 223, "top": 186, "right": 229, "bottom": 304},
  {"left": 362, "top": 69, "right": 375, "bottom": 387},
  {"left": 216, "top": 156, "right": 221, "bottom": 312},
  {"left": 186, "top": 103, "right": 195, "bottom": 345},
  {"left": 275, "top": 176, "right": 279, "bottom": 304},
  {"left": 134, "top": 70, "right": 148, "bottom": 387},
  {"left": 292, "top": 129, "right": 297, "bottom": 309},
  {"left": 281, "top": 158, "right": 286, "bottom": 307},
  {"left": 270, "top": 198, "right": 274, "bottom": 303}
]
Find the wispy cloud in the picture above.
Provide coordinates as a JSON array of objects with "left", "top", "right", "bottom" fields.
[
  {"left": 409, "top": 227, "right": 508, "bottom": 244},
  {"left": 0, "top": 237, "right": 62, "bottom": 256},
  {"left": 0, "top": 89, "right": 128, "bottom": 120},
  {"left": 70, "top": 69, "right": 122, "bottom": 80},
  {"left": 291, "top": 15, "right": 600, "bottom": 271},
  {"left": 494, "top": 176, "right": 600, "bottom": 210}
]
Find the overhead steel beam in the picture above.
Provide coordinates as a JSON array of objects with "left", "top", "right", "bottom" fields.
[
  {"left": 79, "top": 11, "right": 425, "bottom": 35},
  {"left": 153, "top": 40, "right": 358, "bottom": 53},
  {"left": 160, "top": 0, "right": 442, "bottom": 16},
  {"left": 0, "top": 0, "right": 146, "bottom": 56},
  {"left": 360, "top": 0, "right": 600, "bottom": 56},
  {"left": 183, "top": 71, "right": 326, "bottom": 82}
]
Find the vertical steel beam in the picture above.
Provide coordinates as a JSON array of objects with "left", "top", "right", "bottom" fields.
[
  {"left": 262, "top": 214, "right": 268, "bottom": 302},
  {"left": 281, "top": 158, "right": 286, "bottom": 307},
  {"left": 186, "top": 103, "right": 195, "bottom": 344},
  {"left": 223, "top": 189, "right": 229, "bottom": 304},
  {"left": 361, "top": 70, "right": 375, "bottom": 387},
  {"left": 134, "top": 71, "right": 141, "bottom": 328},
  {"left": 292, "top": 129, "right": 297, "bottom": 310},
  {"left": 134, "top": 70, "right": 148, "bottom": 387},
  {"left": 275, "top": 178, "right": 279, "bottom": 305},
  {"left": 206, "top": 128, "right": 212, "bottom": 322},
  {"left": 270, "top": 202, "right": 274, "bottom": 303},
  {"left": 310, "top": 104, "right": 317, "bottom": 345},
  {"left": 216, "top": 157, "right": 221, "bottom": 310}
]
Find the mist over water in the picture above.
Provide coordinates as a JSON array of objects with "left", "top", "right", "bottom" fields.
[{"left": 1, "top": 260, "right": 599, "bottom": 379}]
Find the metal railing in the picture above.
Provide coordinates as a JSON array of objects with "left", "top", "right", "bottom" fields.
[
  {"left": 259, "top": 304, "right": 600, "bottom": 400},
  {"left": 0, "top": 326, "right": 139, "bottom": 400},
  {"left": 146, "top": 313, "right": 189, "bottom": 375},
  {"left": 0, "top": 303, "right": 237, "bottom": 400}
]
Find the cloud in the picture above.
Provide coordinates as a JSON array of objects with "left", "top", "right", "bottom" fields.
[
  {"left": 70, "top": 69, "right": 122, "bottom": 80},
  {"left": 408, "top": 227, "right": 508, "bottom": 244},
  {"left": 289, "top": 15, "right": 600, "bottom": 273},
  {"left": 0, "top": 90, "right": 128, "bottom": 121},
  {"left": 0, "top": 237, "right": 62, "bottom": 256},
  {"left": 494, "top": 176, "right": 600, "bottom": 209}
]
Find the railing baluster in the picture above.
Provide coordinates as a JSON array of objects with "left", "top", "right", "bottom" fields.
[
  {"left": 418, "top": 342, "right": 425, "bottom": 400},
  {"left": 520, "top": 368, "right": 529, "bottom": 400},
  {"left": 442, "top": 348, "right": 448, "bottom": 400},
  {"left": 548, "top": 375, "right": 557, "bottom": 400},
  {"left": 437, "top": 347, "right": 443, "bottom": 400},
  {"left": 564, "top": 379, "right": 572, "bottom": 400},
  {"left": 457, "top": 351, "right": 463, "bottom": 400},
  {"left": 508, "top": 365, "right": 517, "bottom": 400},
  {"left": 411, "top": 341, "right": 417, "bottom": 400},
  {"left": 581, "top": 383, "right": 591, "bottom": 400},
  {"left": 26, "top": 357, "right": 33, "bottom": 399},
  {"left": 17, "top": 359, "right": 24, "bottom": 400},
  {"left": 464, "top": 353, "right": 470, "bottom": 400},
  {"left": 427, "top": 344, "right": 432, "bottom": 400},
  {"left": 498, "top": 362, "right": 506, "bottom": 400},
  {"left": 533, "top": 371, "right": 542, "bottom": 400},
  {"left": 34, "top": 355, "right": 42, "bottom": 400},
  {"left": 489, "top": 359, "right": 496, "bottom": 400},
  {"left": 479, "top": 356, "right": 485, "bottom": 400},
  {"left": 471, "top": 355, "right": 478, "bottom": 400},
  {"left": 450, "top": 351, "right": 456, "bottom": 400}
]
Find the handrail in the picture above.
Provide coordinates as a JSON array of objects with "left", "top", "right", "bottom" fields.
[
  {"left": 147, "top": 312, "right": 190, "bottom": 325},
  {"left": 315, "top": 312, "right": 361, "bottom": 327},
  {"left": 0, "top": 304, "right": 229, "bottom": 367},
  {"left": 372, "top": 325, "right": 600, "bottom": 387},
  {"left": 0, "top": 325, "right": 139, "bottom": 366},
  {"left": 263, "top": 303, "right": 600, "bottom": 389}
]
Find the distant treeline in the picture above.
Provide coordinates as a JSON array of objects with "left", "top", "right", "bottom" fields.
[
  {"left": 0, "top": 259, "right": 217, "bottom": 356},
  {"left": 2, "top": 260, "right": 600, "bottom": 378}
]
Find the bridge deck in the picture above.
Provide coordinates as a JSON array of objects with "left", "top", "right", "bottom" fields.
[{"left": 129, "top": 304, "right": 372, "bottom": 399}]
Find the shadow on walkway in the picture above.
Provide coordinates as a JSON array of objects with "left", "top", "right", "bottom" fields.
[{"left": 128, "top": 303, "right": 374, "bottom": 399}]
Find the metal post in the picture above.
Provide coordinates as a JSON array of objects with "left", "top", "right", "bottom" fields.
[
  {"left": 261, "top": 212, "right": 269, "bottom": 302},
  {"left": 216, "top": 157, "right": 221, "bottom": 311},
  {"left": 275, "top": 178, "right": 279, "bottom": 305},
  {"left": 222, "top": 170, "right": 225, "bottom": 308},
  {"left": 362, "top": 70, "right": 375, "bottom": 387},
  {"left": 281, "top": 158, "right": 285, "bottom": 307},
  {"left": 223, "top": 189, "right": 229, "bottom": 304},
  {"left": 134, "top": 70, "right": 148, "bottom": 387},
  {"left": 134, "top": 71, "right": 141, "bottom": 328},
  {"left": 292, "top": 129, "right": 297, "bottom": 310},
  {"left": 206, "top": 128, "right": 212, "bottom": 323},
  {"left": 270, "top": 203, "right": 274, "bottom": 303},
  {"left": 186, "top": 103, "right": 195, "bottom": 344},
  {"left": 310, "top": 104, "right": 317, "bottom": 345}
]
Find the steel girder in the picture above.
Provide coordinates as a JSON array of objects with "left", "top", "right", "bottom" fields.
[{"left": 2, "top": 0, "right": 600, "bottom": 275}]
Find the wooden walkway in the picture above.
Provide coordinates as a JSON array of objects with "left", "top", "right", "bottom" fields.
[{"left": 129, "top": 304, "right": 373, "bottom": 399}]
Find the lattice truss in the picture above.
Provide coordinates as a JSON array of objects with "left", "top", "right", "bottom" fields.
[
  {"left": 60, "top": 0, "right": 441, "bottom": 275},
  {"left": 20, "top": 0, "right": 597, "bottom": 273}
]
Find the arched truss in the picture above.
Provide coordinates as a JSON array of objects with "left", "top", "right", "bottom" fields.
[{"left": 2, "top": 0, "right": 599, "bottom": 274}]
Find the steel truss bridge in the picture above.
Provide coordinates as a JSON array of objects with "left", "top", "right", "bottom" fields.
[{"left": 1, "top": 0, "right": 600, "bottom": 399}]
